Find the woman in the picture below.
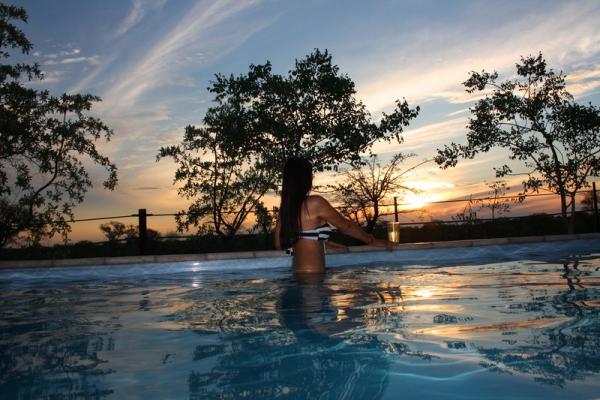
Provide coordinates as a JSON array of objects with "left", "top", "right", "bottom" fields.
[{"left": 275, "top": 157, "right": 395, "bottom": 274}]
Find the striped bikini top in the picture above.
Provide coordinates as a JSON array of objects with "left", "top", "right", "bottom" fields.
[
  {"left": 297, "top": 223, "right": 332, "bottom": 241},
  {"left": 285, "top": 223, "right": 333, "bottom": 255}
]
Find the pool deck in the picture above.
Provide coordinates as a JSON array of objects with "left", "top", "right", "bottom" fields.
[{"left": 1, "top": 232, "right": 599, "bottom": 270}]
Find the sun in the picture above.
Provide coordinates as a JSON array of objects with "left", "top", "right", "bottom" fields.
[{"left": 402, "top": 193, "right": 428, "bottom": 210}]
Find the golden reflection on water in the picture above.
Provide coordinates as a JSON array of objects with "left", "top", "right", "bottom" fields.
[
  {"left": 1, "top": 257, "right": 600, "bottom": 399},
  {"left": 143, "top": 260, "right": 600, "bottom": 347},
  {"left": 414, "top": 317, "right": 572, "bottom": 337},
  {"left": 413, "top": 288, "right": 433, "bottom": 298}
]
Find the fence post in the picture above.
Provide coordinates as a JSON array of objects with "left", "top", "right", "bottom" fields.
[
  {"left": 138, "top": 208, "right": 147, "bottom": 255},
  {"left": 593, "top": 182, "right": 599, "bottom": 232},
  {"left": 394, "top": 197, "right": 399, "bottom": 223}
]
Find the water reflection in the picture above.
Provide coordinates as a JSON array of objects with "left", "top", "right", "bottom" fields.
[
  {"left": 0, "top": 255, "right": 599, "bottom": 399},
  {"left": 187, "top": 272, "right": 393, "bottom": 399},
  {"left": 0, "top": 285, "right": 117, "bottom": 399},
  {"left": 476, "top": 260, "right": 600, "bottom": 387}
]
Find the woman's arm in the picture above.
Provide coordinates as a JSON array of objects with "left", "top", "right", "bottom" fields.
[
  {"left": 312, "top": 196, "right": 395, "bottom": 250},
  {"left": 325, "top": 240, "right": 348, "bottom": 252}
]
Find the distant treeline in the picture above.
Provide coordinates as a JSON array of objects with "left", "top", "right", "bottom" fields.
[{"left": 2, "top": 212, "right": 597, "bottom": 261}]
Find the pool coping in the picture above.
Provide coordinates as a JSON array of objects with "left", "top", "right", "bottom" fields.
[{"left": 1, "top": 232, "right": 599, "bottom": 270}]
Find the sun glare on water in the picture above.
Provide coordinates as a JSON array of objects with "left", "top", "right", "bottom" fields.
[{"left": 414, "top": 289, "right": 433, "bottom": 298}]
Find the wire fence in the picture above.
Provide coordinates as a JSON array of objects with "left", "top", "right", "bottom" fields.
[
  {"left": 54, "top": 185, "right": 599, "bottom": 252},
  {"left": 2, "top": 182, "right": 595, "bottom": 260},
  {"left": 64, "top": 191, "right": 575, "bottom": 223}
]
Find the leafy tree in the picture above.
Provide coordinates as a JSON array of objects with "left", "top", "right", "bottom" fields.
[
  {"left": 252, "top": 202, "right": 276, "bottom": 236},
  {"left": 99, "top": 221, "right": 126, "bottom": 242},
  {"left": 435, "top": 53, "right": 600, "bottom": 234},
  {"left": 205, "top": 49, "right": 419, "bottom": 171},
  {"left": 251, "top": 202, "right": 276, "bottom": 248},
  {"left": 475, "top": 180, "right": 524, "bottom": 221},
  {"left": 326, "top": 153, "right": 426, "bottom": 232},
  {"left": 99, "top": 221, "right": 136, "bottom": 242},
  {"left": 157, "top": 126, "right": 276, "bottom": 239},
  {"left": 0, "top": 3, "right": 117, "bottom": 248},
  {"left": 159, "top": 49, "right": 419, "bottom": 240},
  {"left": 99, "top": 221, "right": 160, "bottom": 254}
]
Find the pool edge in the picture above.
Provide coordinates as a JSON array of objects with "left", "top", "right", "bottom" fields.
[{"left": 2, "top": 232, "right": 599, "bottom": 270}]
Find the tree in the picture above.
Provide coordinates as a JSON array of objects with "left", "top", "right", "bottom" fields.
[
  {"left": 159, "top": 49, "right": 419, "bottom": 239},
  {"left": 99, "top": 221, "right": 136, "bottom": 242},
  {"left": 0, "top": 3, "right": 117, "bottom": 248},
  {"left": 326, "top": 153, "right": 425, "bottom": 232},
  {"left": 205, "top": 49, "right": 419, "bottom": 171},
  {"left": 435, "top": 53, "right": 600, "bottom": 234},
  {"left": 99, "top": 221, "right": 160, "bottom": 248},
  {"left": 452, "top": 196, "right": 478, "bottom": 225},
  {"left": 157, "top": 126, "right": 277, "bottom": 239},
  {"left": 252, "top": 202, "right": 276, "bottom": 236},
  {"left": 451, "top": 196, "right": 479, "bottom": 238},
  {"left": 475, "top": 181, "right": 524, "bottom": 221},
  {"left": 252, "top": 202, "right": 276, "bottom": 248}
]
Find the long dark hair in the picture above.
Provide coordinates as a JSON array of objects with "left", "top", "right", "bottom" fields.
[{"left": 279, "top": 157, "right": 313, "bottom": 248}]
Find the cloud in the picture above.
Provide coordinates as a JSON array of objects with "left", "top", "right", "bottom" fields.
[
  {"left": 446, "top": 108, "right": 470, "bottom": 117},
  {"left": 113, "top": 0, "right": 166, "bottom": 38},
  {"left": 114, "top": 0, "right": 144, "bottom": 37},
  {"left": 98, "top": 0, "right": 271, "bottom": 112},
  {"left": 44, "top": 48, "right": 81, "bottom": 59},
  {"left": 44, "top": 55, "right": 100, "bottom": 66},
  {"left": 566, "top": 64, "right": 600, "bottom": 97},
  {"left": 355, "top": 1, "right": 600, "bottom": 112},
  {"left": 69, "top": 0, "right": 277, "bottom": 199},
  {"left": 67, "top": 54, "right": 118, "bottom": 94},
  {"left": 370, "top": 117, "right": 468, "bottom": 156},
  {"left": 40, "top": 47, "right": 99, "bottom": 68}
]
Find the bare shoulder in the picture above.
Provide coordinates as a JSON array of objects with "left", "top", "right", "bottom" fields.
[
  {"left": 306, "top": 194, "right": 349, "bottom": 227},
  {"left": 306, "top": 195, "right": 335, "bottom": 218},
  {"left": 306, "top": 195, "right": 330, "bottom": 208}
]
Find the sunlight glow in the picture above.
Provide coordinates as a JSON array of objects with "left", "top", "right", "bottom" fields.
[
  {"left": 403, "top": 195, "right": 428, "bottom": 210},
  {"left": 191, "top": 277, "right": 202, "bottom": 288},
  {"left": 414, "top": 289, "right": 433, "bottom": 298}
]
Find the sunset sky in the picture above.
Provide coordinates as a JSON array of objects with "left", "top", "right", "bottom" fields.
[{"left": 10, "top": 0, "right": 600, "bottom": 243}]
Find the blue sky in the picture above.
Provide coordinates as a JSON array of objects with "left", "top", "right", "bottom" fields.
[{"left": 9, "top": 0, "right": 600, "bottom": 242}]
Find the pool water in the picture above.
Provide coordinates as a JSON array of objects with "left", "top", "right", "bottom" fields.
[{"left": 1, "top": 241, "right": 599, "bottom": 399}]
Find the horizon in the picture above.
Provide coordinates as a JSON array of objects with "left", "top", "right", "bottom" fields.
[{"left": 7, "top": 0, "right": 600, "bottom": 244}]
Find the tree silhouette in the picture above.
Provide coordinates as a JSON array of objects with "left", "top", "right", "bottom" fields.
[
  {"left": 326, "top": 153, "right": 425, "bottom": 232},
  {"left": 436, "top": 53, "right": 600, "bottom": 234},
  {"left": 159, "top": 49, "right": 419, "bottom": 240},
  {"left": 157, "top": 126, "right": 276, "bottom": 239},
  {"left": 475, "top": 180, "right": 524, "bottom": 221},
  {"left": 0, "top": 3, "right": 117, "bottom": 248}
]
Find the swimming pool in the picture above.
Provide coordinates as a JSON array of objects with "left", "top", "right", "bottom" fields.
[{"left": 1, "top": 239, "right": 599, "bottom": 399}]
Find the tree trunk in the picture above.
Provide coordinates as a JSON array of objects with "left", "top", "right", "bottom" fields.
[
  {"left": 568, "top": 193, "right": 576, "bottom": 234},
  {"left": 366, "top": 202, "right": 379, "bottom": 233},
  {"left": 559, "top": 190, "right": 569, "bottom": 234}
]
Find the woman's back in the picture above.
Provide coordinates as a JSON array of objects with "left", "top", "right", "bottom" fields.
[{"left": 292, "top": 196, "right": 329, "bottom": 273}]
